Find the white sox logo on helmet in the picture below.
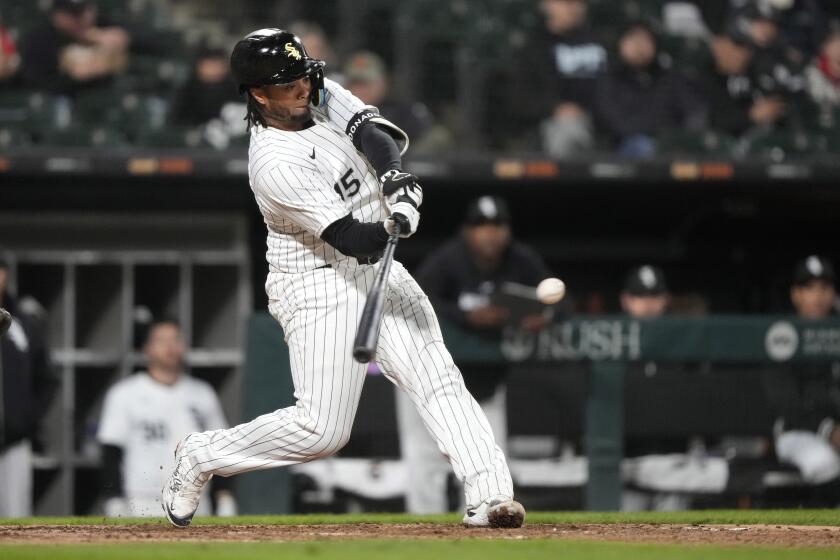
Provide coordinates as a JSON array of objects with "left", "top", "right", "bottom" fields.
[{"left": 285, "top": 43, "right": 302, "bottom": 60}]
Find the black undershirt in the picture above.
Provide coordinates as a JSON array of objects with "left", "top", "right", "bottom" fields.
[{"left": 321, "top": 214, "right": 390, "bottom": 260}]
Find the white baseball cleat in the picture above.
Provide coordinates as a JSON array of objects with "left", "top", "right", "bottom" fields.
[
  {"left": 161, "top": 433, "right": 211, "bottom": 528},
  {"left": 462, "top": 496, "right": 526, "bottom": 528}
]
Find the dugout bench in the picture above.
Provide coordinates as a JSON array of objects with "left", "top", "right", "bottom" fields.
[{"left": 240, "top": 314, "right": 840, "bottom": 513}]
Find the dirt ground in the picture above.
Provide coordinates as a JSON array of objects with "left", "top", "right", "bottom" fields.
[{"left": 1, "top": 523, "right": 839, "bottom": 548}]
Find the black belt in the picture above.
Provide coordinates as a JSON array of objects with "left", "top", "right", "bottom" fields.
[{"left": 314, "top": 256, "right": 380, "bottom": 270}]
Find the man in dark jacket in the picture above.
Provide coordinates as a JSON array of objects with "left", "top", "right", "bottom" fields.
[
  {"left": 19, "top": 0, "right": 130, "bottom": 95},
  {"left": 694, "top": 25, "right": 774, "bottom": 137},
  {"left": 396, "top": 196, "right": 551, "bottom": 513},
  {"left": 595, "top": 21, "right": 707, "bottom": 158},
  {"left": 0, "top": 256, "right": 57, "bottom": 516},
  {"left": 509, "top": 0, "right": 607, "bottom": 156},
  {"left": 763, "top": 256, "right": 840, "bottom": 488}
]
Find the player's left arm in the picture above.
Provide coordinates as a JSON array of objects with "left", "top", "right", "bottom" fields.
[{"left": 320, "top": 78, "right": 410, "bottom": 174}]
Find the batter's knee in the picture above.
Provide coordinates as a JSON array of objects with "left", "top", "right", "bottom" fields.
[{"left": 293, "top": 419, "right": 353, "bottom": 460}]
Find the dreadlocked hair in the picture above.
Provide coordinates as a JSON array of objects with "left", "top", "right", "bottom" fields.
[{"left": 245, "top": 93, "right": 266, "bottom": 130}]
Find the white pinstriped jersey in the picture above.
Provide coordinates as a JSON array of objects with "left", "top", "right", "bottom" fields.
[{"left": 248, "top": 79, "right": 387, "bottom": 273}]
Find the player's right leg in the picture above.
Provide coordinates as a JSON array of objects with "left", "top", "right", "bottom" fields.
[
  {"left": 374, "top": 262, "right": 524, "bottom": 528},
  {"left": 162, "top": 265, "right": 368, "bottom": 526}
]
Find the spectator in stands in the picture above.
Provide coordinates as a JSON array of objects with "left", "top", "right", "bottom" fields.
[
  {"left": 695, "top": 24, "right": 785, "bottom": 137},
  {"left": 509, "top": 0, "right": 607, "bottom": 157},
  {"left": 0, "top": 255, "right": 57, "bottom": 517},
  {"left": 762, "top": 255, "right": 840, "bottom": 490},
  {"left": 806, "top": 22, "right": 840, "bottom": 116},
  {"left": 734, "top": 4, "right": 811, "bottom": 126},
  {"left": 397, "top": 196, "right": 551, "bottom": 513},
  {"left": 344, "top": 50, "right": 451, "bottom": 155},
  {"left": 170, "top": 46, "right": 241, "bottom": 127},
  {"left": 97, "top": 320, "right": 236, "bottom": 517},
  {"left": 595, "top": 21, "right": 707, "bottom": 158},
  {"left": 19, "top": 0, "right": 130, "bottom": 95},
  {"left": 289, "top": 21, "right": 342, "bottom": 82},
  {"left": 620, "top": 265, "right": 670, "bottom": 319},
  {"left": 0, "top": 17, "right": 20, "bottom": 84}
]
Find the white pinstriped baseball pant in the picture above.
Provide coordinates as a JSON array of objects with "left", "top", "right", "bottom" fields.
[{"left": 186, "top": 260, "right": 513, "bottom": 508}]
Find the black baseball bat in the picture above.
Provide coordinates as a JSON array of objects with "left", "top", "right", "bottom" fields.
[
  {"left": 352, "top": 224, "right": 400, "bottom": 363},
  {"left": 0, "top": 307, "right": 11, "bottom": 338}
]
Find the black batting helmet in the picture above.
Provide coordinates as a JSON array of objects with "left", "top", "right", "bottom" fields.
[{"left": 230, "top": 28, "right": 326, "bottom": 106}]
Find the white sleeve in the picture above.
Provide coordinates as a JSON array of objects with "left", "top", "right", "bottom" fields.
[
  {"left": 322, "top": 77, "right": 370, "bottom": 129},
  {"left": 322, "top": 78, "right": 410, "bottom": 155},
  {"left": 253, "top": 164, "right": 349, "bottom": 236},
  {"left": 97, "top": 385, "right": 130, "bottom": 446}
]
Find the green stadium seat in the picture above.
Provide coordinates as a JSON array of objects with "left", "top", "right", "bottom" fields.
[
  {"left": 0, "top": 127, "right": 34, "bottom": 148},
  {"left": 657, "top": 129, "right": 736, "bottom": 157},
  {"left": 42, "top": 125, "right": 129, "bottom": 148},
  {"left": 0, "top": 92, "right": 74, "bottom": 129},
  {"left": 134, "top": 126, "right": 205, "bottom": 149},
  {"left": 745, "top": 130, "right": 827, "bottom": 158},
  {"left": 73, "top": 88, "right": 124, "bottom": 125},
  {"left": 0, "top": 92, "right": 32, "bottom": 125}
]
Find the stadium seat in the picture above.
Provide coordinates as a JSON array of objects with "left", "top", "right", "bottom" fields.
[
  {"left": 0, "top": 127, "right": 34, "bottom": 148},
  {"left": 73, "top": 89, "right": 125, "bottom": 126},
  {"left": 745, "top": 130, "right": 828, "bottom": 159},
  {"left": 657, "top": 129, "right": 736, "bottom": 156},
  {"left": 134, "top": 126, "right": 205, "bottom": 149},
  {"left": 42, "top": 125, "right": 129, "bottom": 148}
]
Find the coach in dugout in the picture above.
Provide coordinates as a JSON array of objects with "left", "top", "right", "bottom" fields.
[
  {"left": 0, "top": 255, "right": 57, "bottom": 517},
  {"left": 763, "top": 255, "right": 840, "bottom": 488},
  {"left": 395, "top": 196, "right": 551, "bottom": 513},
  {"left": 97, "top": 320, "right": 237, "bottom": 517}
]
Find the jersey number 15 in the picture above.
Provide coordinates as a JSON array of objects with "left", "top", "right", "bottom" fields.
[{"left": 333, "top": 168, "right": 360, "bottom": 201}]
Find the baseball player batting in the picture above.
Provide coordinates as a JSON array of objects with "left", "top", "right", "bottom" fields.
[{"left": 161, "top": 29, "right": 524, "bottom": 529}]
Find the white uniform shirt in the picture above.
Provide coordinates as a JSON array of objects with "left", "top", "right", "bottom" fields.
[
  {"left": 97, "top": 373, "right": 228, "bottom": 501},
  {"left": 248, "top": 78, "right": 388, "bottom": 273}
]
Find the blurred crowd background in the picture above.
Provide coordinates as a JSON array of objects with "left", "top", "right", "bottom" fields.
[
  {"left": 1, "top": 0, "right": 840, "bottom": 157},
  {"left": 2, "top": 0, "right": 840, "bottom": 519}
]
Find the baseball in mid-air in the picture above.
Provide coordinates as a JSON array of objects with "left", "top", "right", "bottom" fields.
[{"left": 536, "top": 277, "right": 566, "bottom": 305}]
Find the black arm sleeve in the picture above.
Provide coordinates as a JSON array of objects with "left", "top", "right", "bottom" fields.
[
  {"left": 321, "top": 213, "right": 390, "bottom": 259},
  {"left": 358, "top": 124, "right": 403, "bottom": 177},
  {"left": 101, "top": 444, "right": 124, "bottom": 498}
]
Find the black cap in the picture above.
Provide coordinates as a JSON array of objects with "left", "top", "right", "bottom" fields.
[
  {"left": 742, "top": 3, "right": 782, "bottom": 23},
  {"left": 51, "top": 0, "right": 92, "bottom": 14},
  {"left": 722, "top": 18, "right": 755, "bottom": 48},
  {"left": 623, "top": 265, "right": 668, "bottom": 296},
  {"left": 793, "top": 255, "right": 835, "bottom": 286},
  {"left": 464, "top": 196, "right": 511, "bottom": 226}
]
